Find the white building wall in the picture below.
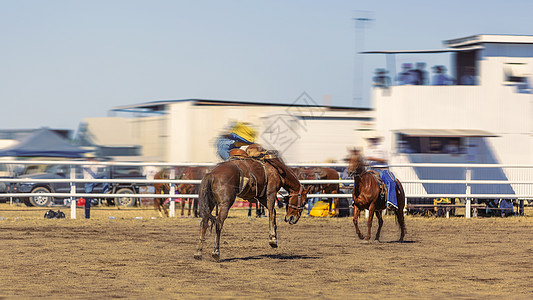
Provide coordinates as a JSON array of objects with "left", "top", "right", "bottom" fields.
[
  {"left": 91, "top": 101, "right": 373, "bottom": 163},
  {"left": 129, "top": 115, "right": 167, "bottom": 159},
  {"left": 83, "top": 117, "right": 135, "bottom": 146},
  {"left": 167, "top": 102, "right": 193, "bottom": 162},
  {"left": 374, "top": 44, "right": 533, "bottom": 165},
  {"left": 291, "top": 119, "right": 367, "bottom": 163},
  {"left": 261, "top": 111, "right": 373, "bottom": 163}
]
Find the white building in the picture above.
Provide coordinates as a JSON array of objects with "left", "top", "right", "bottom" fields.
[
  {"left": 366, "top": 34, "right": 533, "bottom": 197},
  {"left": 77, "top": 98, "right": 373, "bottom": 163}
]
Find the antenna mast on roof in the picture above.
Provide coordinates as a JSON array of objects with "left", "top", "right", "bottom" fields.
[{"left": 353, "top": 11, "right": 374, "bottom": 108}]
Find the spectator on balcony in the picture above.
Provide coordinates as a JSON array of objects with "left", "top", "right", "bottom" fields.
[
  {"left": 432, "top": 65, "right": 455, "bottom": 85},
  {"left": 443, "top": 139, "right": 461, "bottom": 154},
  {"left": 372, "top": 68, "right": 391, "bottom": 88},
  {"left": 398, "top": 140, "right": 415, "bottom": 153},
  {"left": 412, "top": 62, "right": 428, "bottom": 85},
  {"left": 459, "top": 66, "right": 477, "bottom": 85},
  {"left": 397, "top": 63, "right": 416, "bottom": 85},
  {"left": 429, "top": 140, "right": 442, "bottom": 153}
]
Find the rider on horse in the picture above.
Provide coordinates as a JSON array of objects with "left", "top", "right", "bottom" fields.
[
  {"left": 364, "top": 133, "right": 398, "bottom": 208},
  {"left": 216, "top": 121, "right": 257, "bottom": 160}
]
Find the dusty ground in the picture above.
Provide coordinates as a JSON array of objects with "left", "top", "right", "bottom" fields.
[{"left": 1, "top": 203, "right": 532, "bottom": 299}]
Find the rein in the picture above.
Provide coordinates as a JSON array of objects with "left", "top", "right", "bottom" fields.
[{"left": 287, "top": 185, "right": 305, "bottom": 211}]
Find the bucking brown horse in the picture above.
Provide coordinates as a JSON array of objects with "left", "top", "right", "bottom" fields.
[
  {"left": 194, "top": 144, "right": 311, "bottom": 262},
  {"left": 346, "top": 149, "right": 406, "bottom": 242}
]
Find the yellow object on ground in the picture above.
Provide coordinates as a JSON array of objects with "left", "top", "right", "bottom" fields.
[
  {"left": 309, "top": 200, "right": 335, "bottom": 217},
  {"left": 433, "top": 198, "right": 452, "bottom": 211}
]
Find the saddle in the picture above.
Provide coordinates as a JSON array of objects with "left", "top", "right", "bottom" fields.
[
  {"left": 245, "top": 143, "right": 267, "bottom": 158},
  {"left": 228, "top": 152, "right": 268, "bottom": 200},
  {"left": 229, "top": 148, "right": 249, "bottom": 158}
]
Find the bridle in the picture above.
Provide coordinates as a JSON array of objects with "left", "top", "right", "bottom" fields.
[
  {"left": 347, "top": 156, "right": 366, "bottom": 178},
  {"left": 286, "top": 185, "right": 306, "bottom": 212}
]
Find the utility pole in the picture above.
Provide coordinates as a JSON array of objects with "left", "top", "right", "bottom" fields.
[{"left": 353, "top": 13, "right": 374, "bottom": 108}]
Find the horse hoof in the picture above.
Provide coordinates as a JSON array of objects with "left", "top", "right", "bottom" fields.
[
  {"left": 269, "top": 238, "right": 278, "bottom": 248},
  {"left": 357, "top": 235, "right": 364, "bottom": 240},
  {"left": 211, "top": 252, "right": 220, "bottom": 262},
  {"left": 193, "top": 253, "right": 202, "bottom": 260}
]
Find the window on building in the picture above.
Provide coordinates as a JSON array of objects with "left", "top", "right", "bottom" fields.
[
  {"left": 397, "top": 135, "right": 464, "bottom": 154},
  {"left": 503, "top": 63, "right": 530, "bottom": 84}
]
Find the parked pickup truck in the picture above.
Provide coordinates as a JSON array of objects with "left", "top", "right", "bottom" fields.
[{"left": 7, "top": 164, "right": 147, "bottom": 207}]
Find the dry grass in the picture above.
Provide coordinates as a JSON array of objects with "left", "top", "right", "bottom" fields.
[{"left": 1, "top": 203, "right": 532, "bottom": 298}]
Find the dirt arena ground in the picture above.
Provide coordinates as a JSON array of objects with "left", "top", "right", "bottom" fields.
[{"left": 1, "top": 203, "right": 532, "bottom": 299}]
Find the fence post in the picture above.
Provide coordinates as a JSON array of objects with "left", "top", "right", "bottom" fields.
[
  {"left": 70, "top": 165, "right": 77, "bottom": 219},
  {"left": 465, "top": 167, "right": 471, "bottom": 219},
  {"left": 169, "top": 168, "right": 176, "bottom": 217}
]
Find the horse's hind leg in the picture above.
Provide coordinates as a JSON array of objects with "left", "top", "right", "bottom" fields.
[
  {"left": 212, "top": 204, "right": 230, "bottom": 262},
  {"left": 352, "top": 206, "right": 364, "bottom": 240},
  {"left": 374, "top": 209, "right": 384, "bottom": 241},
  {"left": 194, "top": 217, "right": 209, "bottom": 260},
  {"left": 395, "top": 208, "right": 406, "bottom": 242},
  {"left": 193, "top": 198, "right": 199, "bottom": 218},
  {"left": 395, "top": 181, "right": 407, "bottom": 242}
]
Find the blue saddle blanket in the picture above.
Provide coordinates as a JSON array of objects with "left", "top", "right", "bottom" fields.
[{"left": 375, "top": 169, "right": 398, "bottom": 208}]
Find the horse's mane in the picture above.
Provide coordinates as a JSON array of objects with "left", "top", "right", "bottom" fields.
[{"left": 262, "top": 151, "right": 301, "bottom": 191}]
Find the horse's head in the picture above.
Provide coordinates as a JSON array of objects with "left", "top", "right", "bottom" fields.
[
  {"left": 284, "top": 185, "right": 311, "bottom": 225},
  {"left": 347, "top": 149, "right": 365, "bottom": 177}
]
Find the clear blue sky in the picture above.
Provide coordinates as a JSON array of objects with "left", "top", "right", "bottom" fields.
[{"left": 2, "top": 0, "right": 532, "bottom": 132}]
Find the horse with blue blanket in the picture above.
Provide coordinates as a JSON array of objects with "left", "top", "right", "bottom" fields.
[{"left": 347, "top": 149, "right": 406, "bottom": 242}]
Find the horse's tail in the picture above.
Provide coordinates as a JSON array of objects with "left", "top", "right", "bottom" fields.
[
  {"left": 395, "top": 179, "right": 407, "bottom": 241},
  {"left": 199, "top": 173, "right": 218, "bottom": 230}
]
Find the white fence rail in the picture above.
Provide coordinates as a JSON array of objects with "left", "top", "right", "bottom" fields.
[{"left": 1, "top": 160, "right": 532, "bottom": 219}]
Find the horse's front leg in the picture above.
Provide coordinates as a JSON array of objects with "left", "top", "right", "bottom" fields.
[
  {"left": 187, "top": 198, "right": 193, "bottom": 217},
  {"left": 180, "top": 199, "right": 186, "bottom": 218},
  {"left": 155, "top": 199, "right": 164, "bottom": 218},
  {"left": 154, "top": 186, "right": 164, "bottom": 217},
  {"left": 333, "top": 190, "right": 339, "bottom": 217},
  {"left": 193, "top": 198, "right": 199, "bottom": 218},
  {"left": 162, "top": 199, "right": 169, "bottom": 217},
  {"left": 352, "top": 206, "right": 364, "bottom": 240},
  {"left": 365, "top": 202, "right": 376, "bottom": 243},
  {"left": 266, "top": 196, "right": 278, "bottom": 248},
  {"left": 374, "top": 209, "right": 384, "bottom": 241}
]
